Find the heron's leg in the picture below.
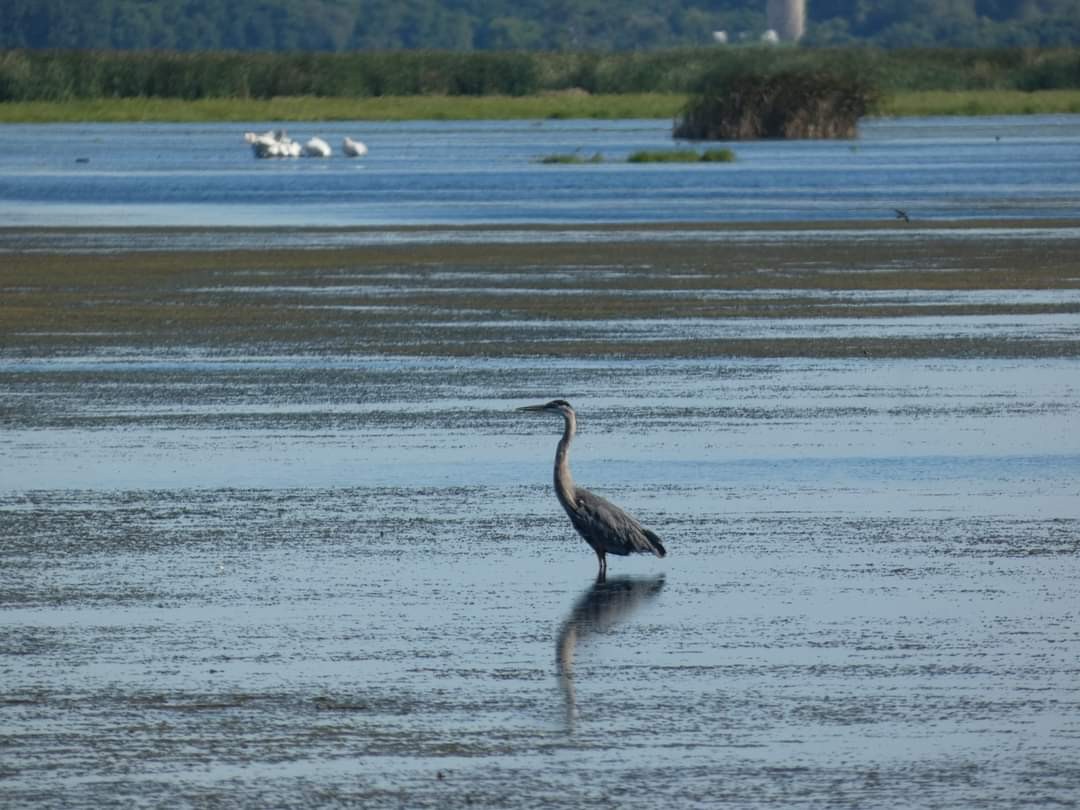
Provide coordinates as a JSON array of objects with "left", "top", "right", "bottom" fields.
[{"left": 595, "top": 551, "right": 607, "bottom": 583}]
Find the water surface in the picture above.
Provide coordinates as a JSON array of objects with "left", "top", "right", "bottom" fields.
[
  {"left": 2, "top": 114, "right": 1079, "bottom": 805},
  {"left": 2, "top": 225, "right": 1079, "bottom": 807},
  {"left": 1, "top": 115, "right": 1079, "bottom": 227}
]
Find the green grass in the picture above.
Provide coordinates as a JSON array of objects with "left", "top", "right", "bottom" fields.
[
  {"left": 0, "top": 93, "right": 686, "bottom": 123},
  {"left": 882, "top": 89, "right": 1080, "bottom": 116},
  {"left": 700, "top": 147, "right": 736, "bottom": 161},
  {"left": 627, "top": 148, "right": 736, "bottom": 163},
  {"left": 538, "top": 152, "right": 605, "bottom": 164},
  {"left": 2, "top": 89, "right": 1078, "bottom": 123}
]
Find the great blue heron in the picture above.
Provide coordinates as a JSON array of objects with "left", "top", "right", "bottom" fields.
[{"left": 518, "top": 399, "right": 667, "bottom": 580}]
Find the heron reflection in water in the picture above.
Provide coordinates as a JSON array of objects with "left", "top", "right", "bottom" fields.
[
  {"left": 517, "top": 399, "right": 667, "bottom": 581},
  {"left": 556, "top": 575, "right": 666, "bottom": 728}
]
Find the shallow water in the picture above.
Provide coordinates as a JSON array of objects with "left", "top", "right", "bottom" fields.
[
  {"left": 2, "top": 223, "right": 1080, "bottom": 807},
  {"left": 2, "top": 112, "right": 1080, "bottom": 804},
  {"left": 1, "top": 115, "right": 1079, "bottom": 227}
]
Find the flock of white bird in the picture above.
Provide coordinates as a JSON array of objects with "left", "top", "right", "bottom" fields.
[{"left": 243, "top": 129, "right": 368, "bottom": 159}]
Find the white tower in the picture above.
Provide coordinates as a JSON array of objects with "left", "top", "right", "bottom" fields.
[{"left": 766, "top": 0, "right": 805, "bottom": 42}]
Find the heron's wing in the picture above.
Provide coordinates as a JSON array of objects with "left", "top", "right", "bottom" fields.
[{"left": 570, "top": 488, "right": 666, "bottom": 557}]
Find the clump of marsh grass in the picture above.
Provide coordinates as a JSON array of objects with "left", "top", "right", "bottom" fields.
[
  {"left": 539, "top": 148, "right": 735, "bottom": 164},
  {"left": 627, "top": 148, "right": 735, "bottom": 162},
  {"left": 700, "top": 147, "right": 736, "bottom": 161},
  {"left": 538, "top": 152, "right": 605, "bottom": 164},
  {"left": 675, "top": 64, "right": 880, "bottom": 140}
]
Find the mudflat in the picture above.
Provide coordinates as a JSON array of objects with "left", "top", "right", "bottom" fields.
[
  {"left": 3, "top": 220, "right": 1079, "bottom": 359},
  {"left": 2, "top": 221, "right": 1078, "bottom": 809}
]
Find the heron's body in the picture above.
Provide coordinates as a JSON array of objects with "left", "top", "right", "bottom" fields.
[{"left": 519, "top": 399, "right": 666, "bottom": 579}]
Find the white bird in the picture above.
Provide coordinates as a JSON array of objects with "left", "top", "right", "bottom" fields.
[
  {"left": 246, "top": 129, "right": 300, "bottom": 159},
  {"left": 342, "top": 137, "right": 368, "bottom": 157},
  {"left": 247, "top": 130, "right": 277, "bottom": 157},
  {"left": 243, "top": 129, "right": 280, "bottom": 145},
  {"left": 303, "top": 137, "right": 332, "bottom": 158},
  {"left": 250, "top": 138, "right": 278, "bottom": 158}
]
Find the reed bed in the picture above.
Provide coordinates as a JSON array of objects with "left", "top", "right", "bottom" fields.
[{"left": 0, "top": 93, "right": 685, "bottom": 122}]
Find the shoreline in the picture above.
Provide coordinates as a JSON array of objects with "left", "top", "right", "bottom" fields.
[
  {"left": 2, "top": 90, "right": 1080, "bottom": 123},
  {"left": 3, "top": 218, "right": 1079, "bottom": 256},
  {"left": 3, "top": 216, "right": 1079, "bottom": 235}
]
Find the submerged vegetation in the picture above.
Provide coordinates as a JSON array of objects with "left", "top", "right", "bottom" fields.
[
  {"left": 627, "top": 148, "right": 736, "bottom": 162},
  {"left": 4, "top": 224, "right": 1079, "bottom": 359},
  {"left": 538, "top": 152, "right": 606, "bottom": 164},
  {"left": 537, "top": 148, "right": 735, "bottom": 163}
]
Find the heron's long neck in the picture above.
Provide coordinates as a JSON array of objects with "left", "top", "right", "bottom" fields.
[{"left": 554, "top": 411, "right": 577, "bottom": 509}]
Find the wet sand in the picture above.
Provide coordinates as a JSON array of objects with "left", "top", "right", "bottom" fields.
[{"left": 2, "top": 222, "right": 1079, "bottom": 807}]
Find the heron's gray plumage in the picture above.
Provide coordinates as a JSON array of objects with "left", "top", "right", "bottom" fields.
[
  {"left": 567, "top": 489, "right": 665, "bottom": 557},
  {"left": 518, "top": 399, "right": 666, "bottom": 579}
]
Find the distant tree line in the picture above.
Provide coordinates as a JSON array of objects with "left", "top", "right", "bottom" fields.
[
  {"left": 2, "top": 0, "right": 1080, "bottom": 51},
  {"left": 2, "top": 48, "right": 1078, "bottom": 103}
]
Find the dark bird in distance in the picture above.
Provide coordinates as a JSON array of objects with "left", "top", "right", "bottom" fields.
[
  {"left": 518, "top": 399, "right": 666, "bottom": 581},
  {"left": 894, "top": 208, "right": 910, "bottom": 222}
]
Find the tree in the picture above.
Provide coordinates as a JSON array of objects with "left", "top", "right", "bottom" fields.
[{"left": 3, "top": 0, "right": 1080, "bottom": 51}]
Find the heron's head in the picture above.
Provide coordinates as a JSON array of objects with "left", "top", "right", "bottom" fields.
[{"left": 517, "top": 399, "right": 575, "bottom": 418}]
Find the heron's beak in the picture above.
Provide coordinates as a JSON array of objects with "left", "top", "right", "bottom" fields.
[{"left": 517, "top": 404, "right": 548, "bottom": 413}]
